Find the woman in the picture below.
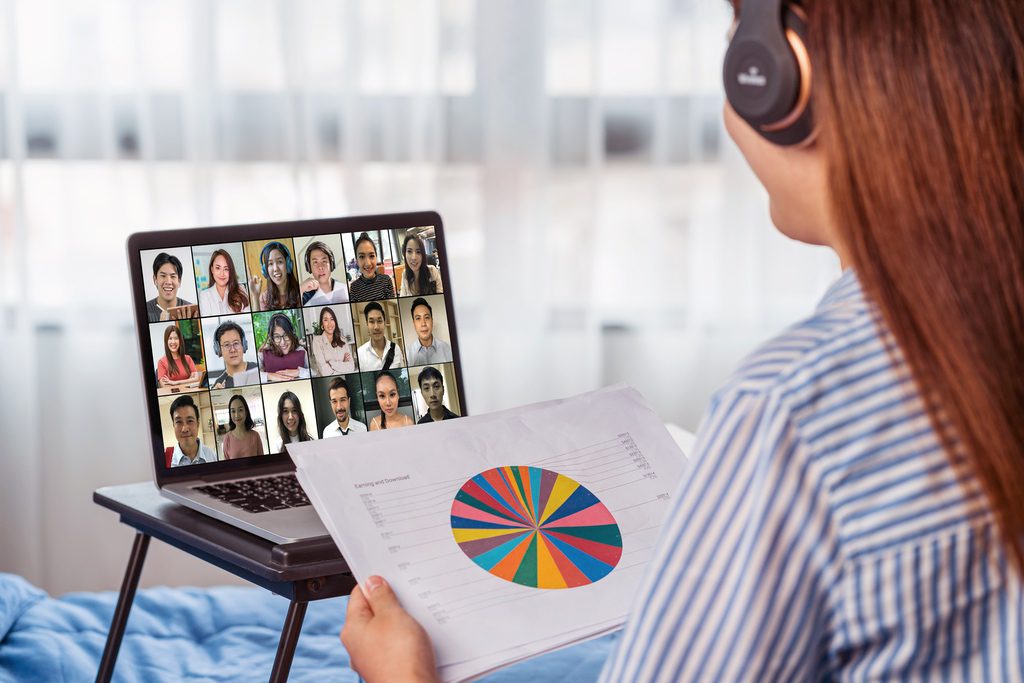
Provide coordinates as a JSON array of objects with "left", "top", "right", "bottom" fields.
[
  {"left": 156, "top": 326, "right": 200, "bottom": 388},
  {"left": 198, "top": 249, "right": 250, "bottom": 314},
  {"left": 273, "top": 391, "right": 313, "bottom": 453},
  {"left": 251, "top": 241, "right": 301, "bottom": 311},
  {"left": 261, "top": 313, "right": 307, "bottom": 382},
  {"left": 339, "top": 1, "right": 1024, "bottom": 681},
  {"left": 309, "top": 306, "right": 356, "bottom": 376},
  {"left": 348, "top": 233, "right": 396, "bottom": 302},
  {"left": 220, "top": 395, "right": 263, "bottom": 460},
  {"left": 398, "top": 234, "right": 442, "bottom": 297},
  {"left": 368, "top": 371, "right": 414, "bottom": 431}
]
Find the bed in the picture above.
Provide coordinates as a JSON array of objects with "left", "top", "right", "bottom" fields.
[{"left": 0, "top": 572, "right": 615, "bottom": 682}]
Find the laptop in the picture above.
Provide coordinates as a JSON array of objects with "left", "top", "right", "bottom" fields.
[{"left": 127, "top": 211, "right": 467, "bottom": 543}]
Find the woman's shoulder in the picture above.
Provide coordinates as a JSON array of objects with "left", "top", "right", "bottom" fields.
[
  {"left": 724, "top": 271, "right": 878, "bottom": 397},
  {"left": 701, "top": 269, "right": 934, "bottom": 496}
]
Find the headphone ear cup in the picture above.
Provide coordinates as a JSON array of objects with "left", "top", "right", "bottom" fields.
[
  {"left": 214, "top": 340, "right": 221, "bottom": 356},
  {"left": 761, "top": 5, "right": 813, "bottom": 146},
  {"left": 724, "top": 2, "right": 814, "bottom": 146}
]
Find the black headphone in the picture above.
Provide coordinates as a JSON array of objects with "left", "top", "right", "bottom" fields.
[
  {"left": 723, "top": 0, "right": 814, "bottom": 146},
  {"left": 213, "top": 321, "right": 248, "bottom": 357},
  {"left": 304, "top": 241, "right": 336, "bottom": 274}
]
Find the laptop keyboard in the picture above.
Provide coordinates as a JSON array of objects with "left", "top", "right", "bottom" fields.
[{"left": 194, "top": 474, "right": 311, "bottom": 514}]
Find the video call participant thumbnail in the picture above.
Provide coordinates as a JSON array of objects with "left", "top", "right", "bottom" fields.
[
  {"left": 260, "top": 313, "right": 307, "bottom": 382},
  {"left": 251, "top": 241, "right": 301, "bottom": 311},
  {"left": 399, "top": 232, "right": 443, "bottom": 297},
  {"left": 406, "top": 297, "right": 453, "bottom": 366},
  {"left": 167, "top": 395, "right": 217, "bottom": 467},
  {"left": 301, "top": 241, "right": 348, "bottom": 306},
  {"left": 221, "top": 394, "right": 264, "bottom": 460},
  {"left": 211, "top": 321, "right": 260, "bottom": 389},
  {"left": 322, "top": 376, "right": 366, "bottom": 437},
  {"left": 309, "top": 306, "right": 356, "bottom": 376},
  {"left": 157, "top": 325, "right": 201, "bottom": 388},
  {"left": 416, "top": 366, "right": 460, "bottom": 424},
  {"left": 147, "top": 252, "right": 196, "bottom": 322},
  {"left": 348, "top": 233, "right": 395, "bottom": 302},
  {"left": 369, "top": 371, "right": 415, "bottom": 431},
  {"left": 357, "top": 302, "right": 405, "bottom": 371},
  {"left": 198, "top": 248, "right": 250, "bottom": 315},
  {"left": 275, "top": 391, "right": 314, "bottom": 453}
]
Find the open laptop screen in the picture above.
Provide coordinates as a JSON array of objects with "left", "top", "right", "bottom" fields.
[{"left": 130, "top": 215, "right": 465, "bottom": 474}]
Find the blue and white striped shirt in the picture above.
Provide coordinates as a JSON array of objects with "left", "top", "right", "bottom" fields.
[{"left": 601, "top": 269, "right": 1023, "bottom": 681}]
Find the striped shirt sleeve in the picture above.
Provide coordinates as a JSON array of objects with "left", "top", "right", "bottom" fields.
[{"left": 600, "top": 385, "right": 844, "bottom": 682}]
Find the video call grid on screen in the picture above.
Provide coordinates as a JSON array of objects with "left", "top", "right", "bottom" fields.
[{"left": 137, "top": 223, "right": 464, "bottom": 471}]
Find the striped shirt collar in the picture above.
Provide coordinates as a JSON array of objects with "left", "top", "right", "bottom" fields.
[{"left": 817, "top": 267, "right": 864, "bottom": 311}]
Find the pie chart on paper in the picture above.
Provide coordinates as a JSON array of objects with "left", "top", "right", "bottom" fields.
[{"left": 450, "top": 465, "right": 623, "bottom": 589}]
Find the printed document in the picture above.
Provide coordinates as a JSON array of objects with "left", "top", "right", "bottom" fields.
[{"left": 289, "top": 385, "right": 689, "bottom": 682}]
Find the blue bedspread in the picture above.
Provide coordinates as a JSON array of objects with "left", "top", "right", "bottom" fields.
[{"left": 0, "top": 573, "right": 614, "bottom": 682}]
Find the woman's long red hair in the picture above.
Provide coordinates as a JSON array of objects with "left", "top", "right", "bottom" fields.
[{"left": 809, "top": 0, "right": 1024, "bottom": 570}]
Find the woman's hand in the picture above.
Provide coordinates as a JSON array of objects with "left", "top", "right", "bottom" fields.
[
  {"left": 267, "top": 369, "right": 300, "bottom": 382},
  {"left": 249, "top": 275, "right": 263, "bottom": 309},
  {"left": 341, "top": 576, "right": 439, "bottom": 683}
]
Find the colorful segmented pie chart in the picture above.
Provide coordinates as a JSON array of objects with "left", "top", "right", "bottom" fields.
[{"left": 450, "top": 465, "right": 623, "bottom": 589}]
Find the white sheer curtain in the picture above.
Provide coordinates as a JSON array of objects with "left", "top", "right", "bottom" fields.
[{"left": 0, "top": 0, "right": 839, "bottom": 593}]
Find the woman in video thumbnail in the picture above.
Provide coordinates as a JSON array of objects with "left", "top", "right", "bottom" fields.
[
  {"left": 157, "top": 326, "right": 200, "bottom": 388},
  {"left": 199, "top": 249, "right": 250, "bottom": 314},
  {"left": 368, "top": 371, "right": 414, "bottom": 431},
  {"left": 252, "top": 242, "right": 301, "bottom": 311},
  {"left": 261, "top": 313, "right": 307, "bottom": 382},
  {"left": 221, "top": 394, "right": 264, "bottom": 460},
  {"left": 399, "top": 234, "right": 443, "bottom": 297},
  {"left": 274, "top": 391, "right": 314, "bottom": 453},
  {"left": 348, "top": 233, "right": 395, "bottom": 301},
  {"left": 309, "top": 307, "right": 356, "bottom": 376}
]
